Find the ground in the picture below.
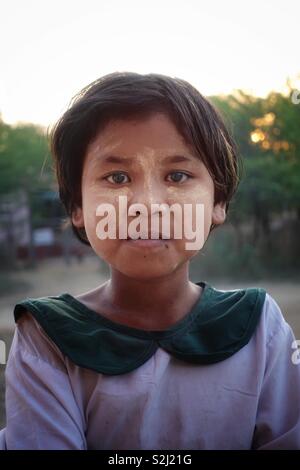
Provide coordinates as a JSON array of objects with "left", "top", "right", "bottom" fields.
[{"left": 0, "top": 256, "right": 299, "bottom": 428}]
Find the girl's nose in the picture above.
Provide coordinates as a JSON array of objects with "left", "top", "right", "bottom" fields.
[
  {"left": 129, "top": 179, "right": 167, "bottom": 211},
  {"left": 126, "top": 178, "right": 174, "bottom": 239}
]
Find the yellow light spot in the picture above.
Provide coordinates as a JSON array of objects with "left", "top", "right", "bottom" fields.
[
  {"left": 252, "top": 112, "right": 275, "bottom": 127},
  {"left": 262, "top": 141, "right": 271, "bottom": 149},
  {"left": 251, "top": 129, "right": 265, "bottom": 143}
]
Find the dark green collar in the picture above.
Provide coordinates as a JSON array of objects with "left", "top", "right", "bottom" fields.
[{"left": 14, "top": 282, "right": 266, "bottom": 375}]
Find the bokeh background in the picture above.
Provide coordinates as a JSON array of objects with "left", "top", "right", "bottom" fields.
[{"left": 0, "top": 0, "right": 299, "bottom": 428}]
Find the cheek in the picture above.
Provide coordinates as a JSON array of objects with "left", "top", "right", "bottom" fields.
[
  {"left": 166, "top": 185, "right": 214, "bottom": 208},
  {"left": 166, "top": 187, "right": 214, "bottom": 240},
  {"left": 82, "top": 185, "right": 133, "bottom": 238},
  {"left": 91, "top": 239, "right": 121, "bottom": 263}
]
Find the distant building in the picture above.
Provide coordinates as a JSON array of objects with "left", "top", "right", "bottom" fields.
[{"left": 0, "top": 190, "right": 89, "bottom": 264}]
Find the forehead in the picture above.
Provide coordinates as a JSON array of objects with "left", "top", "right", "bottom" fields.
[{"left": 85, "top": 112, "right": 194, "bottom": 160}]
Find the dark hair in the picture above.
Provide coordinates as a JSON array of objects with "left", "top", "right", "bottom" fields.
[{"left": 50, "top": 71, "right": 241, "bottom": 245}]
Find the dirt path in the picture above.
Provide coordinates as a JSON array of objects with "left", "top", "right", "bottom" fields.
[{"left": 0, "top": 256, "right": 108, "bottom": 330}]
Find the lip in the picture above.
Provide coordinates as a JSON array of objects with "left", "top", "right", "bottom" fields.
[
  {"left": 127, "top": 232, "right": 170, "bottom": 240},
  {"left": 125, "top": 239, "right": 171, "bottom": 249}
]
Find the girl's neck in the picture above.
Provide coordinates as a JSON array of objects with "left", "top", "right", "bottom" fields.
[{"left": 94, "top": 265, "right": 202, "bottom": 330}]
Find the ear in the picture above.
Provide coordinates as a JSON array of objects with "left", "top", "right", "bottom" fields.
[
  {"left": 212, "top": 201, "right": 226, "bottom": 226},
  {"left": 72, "top": 206, "right": 84, "bottom": 228}
]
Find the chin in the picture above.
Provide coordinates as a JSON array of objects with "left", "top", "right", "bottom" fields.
[{"left": 112, "top": 258, "right": 184, "bottom": 281}]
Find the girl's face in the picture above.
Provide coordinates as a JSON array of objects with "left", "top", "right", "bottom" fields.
[{"left": 72, "top": 113, "right": 226, "bottom": 280}]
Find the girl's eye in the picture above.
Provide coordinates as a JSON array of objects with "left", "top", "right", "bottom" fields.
[
  {"left": 166, "top": 171, "right": 190, "bottom": 183},
  {"left": 105, "top": 172, "right": 130, "bottom": 184}
]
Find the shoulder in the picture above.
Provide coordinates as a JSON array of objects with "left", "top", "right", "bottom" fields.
[
  {"left": 234, "top": 288, "right": 297, "bottom": 373},
  {"left": 13, "top": 294, "right": 82, "bottom": 357},
  {"left": 14, "top": 294, "right": 75, "bottom": 324},
  {"left": 257, "top": 291, "right": 292, "bottom": 345},
  {"left": 203, "top": 283, "right": 267, "bottom": 341},
  {"left": 209, "top": 283, "right": 290, "bottom": 338},
  {"left": 205, "top": 283, "right": 295, "bottom": 359},
  {"left": 207, "top": 283, "right": 267, "bottom": 314},
  {"left": 9, "top": 300, "right": 67, "bottom": 373}
]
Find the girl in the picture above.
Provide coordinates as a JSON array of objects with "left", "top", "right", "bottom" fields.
[{"left": 1, "top": 72, "right": 299, "bottom": 449}]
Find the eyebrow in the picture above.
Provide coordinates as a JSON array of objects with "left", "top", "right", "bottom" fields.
[{"left": 99, "top": 154, "right": 197, "bottom": 165}]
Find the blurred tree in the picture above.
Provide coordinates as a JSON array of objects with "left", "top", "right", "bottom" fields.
[
  {"left": 0, "top": 118, "right": 53, "bottom": 195},
  {"left": 0, "top": 117, "right": 55, "bottom": 267},
  {"left": 214, "top": 86, "right": 300, "bottom": 210},
  {"left": 211, "top": 83, "right": 300, "bottom": 273}
]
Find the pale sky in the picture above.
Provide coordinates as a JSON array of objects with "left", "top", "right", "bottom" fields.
[{"left": 0, "top": 0, "right": 299, "bottom": 127}]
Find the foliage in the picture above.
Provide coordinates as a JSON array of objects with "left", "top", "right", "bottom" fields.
[{"left": 0, "top": 117, "right": 53, "bottom": 195}]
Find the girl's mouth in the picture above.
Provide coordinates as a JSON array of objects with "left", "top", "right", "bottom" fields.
[{"left": 125, "top": 238, "right": 171, "bottom": 249}]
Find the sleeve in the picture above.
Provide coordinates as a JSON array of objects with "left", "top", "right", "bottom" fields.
[
  {"left": 252, "top": 294, "right": 300, "bottom": 449},
  {"left": 3, "top": 313, "right": 87, "bottom": 450}
]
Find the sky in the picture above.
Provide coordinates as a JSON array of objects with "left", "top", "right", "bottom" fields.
[{"left": 0, "top": 0, "right": 299, "bottom": 127}]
